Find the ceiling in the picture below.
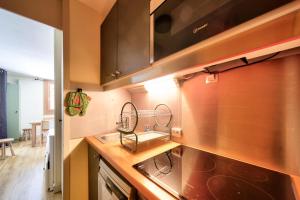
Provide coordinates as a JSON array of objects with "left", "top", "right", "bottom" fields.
[
  {"left": 78, "top": 0, "right": 116, "bottom": 22},
  {"left": 0, "top": 8, "right": 55, "bottom": 80}
]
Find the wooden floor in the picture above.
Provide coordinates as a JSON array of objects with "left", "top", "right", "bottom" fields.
[{"left": 0, "top": 140, "right": 62, "bottom": 200}]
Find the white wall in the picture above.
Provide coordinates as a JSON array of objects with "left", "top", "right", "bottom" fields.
[{"left": 19, "top": 79, "right": 44, "bottom": 130}]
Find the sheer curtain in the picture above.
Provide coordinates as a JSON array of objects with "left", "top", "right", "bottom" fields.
[{"left": 0, "top": 68, "right": 7, "bottom": 139}]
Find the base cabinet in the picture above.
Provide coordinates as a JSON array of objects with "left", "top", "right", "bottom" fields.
[{"left": 88, "top": 145, "right": 100, "bottom": 200}]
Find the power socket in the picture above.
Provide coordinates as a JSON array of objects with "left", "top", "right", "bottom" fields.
[
  {"left": 171, "top": 127, "right": 182, "bottom": 137},
  {"left": 205, "top": 74, "right": 218, "bottom": 84}
]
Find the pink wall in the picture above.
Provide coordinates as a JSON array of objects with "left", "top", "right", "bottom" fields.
[
  {"left": 132, "top": 54, "right": 300, "bottom": 176},
  {"left": 69, "top": 89, "right": 131, "bottom": 138},
  {"left": 130, "top": 87, "right": 181, "bottom": 131}
]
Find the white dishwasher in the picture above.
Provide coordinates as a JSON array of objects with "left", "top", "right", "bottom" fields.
[{"left": 98, "top": 159, "right": 135, "bottom": 200}]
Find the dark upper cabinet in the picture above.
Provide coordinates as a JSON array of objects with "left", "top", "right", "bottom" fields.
[
  {"left": 101, "top": 0, "right": 150, "bottom": 85},
  {"left": 101, "top": 3, "right": 118, "bottom": 85},
  {"left": 88, "top": 145, "right": 99, "bottom": 200},
  {"left": 117, "top": 0, "right": 150, "bottom": 76}
]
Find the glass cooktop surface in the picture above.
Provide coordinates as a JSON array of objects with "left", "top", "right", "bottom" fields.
[{"left": 133, "top": 145, "right": 296, "bottom": 200}]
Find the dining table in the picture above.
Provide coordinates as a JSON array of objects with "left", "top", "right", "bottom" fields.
[{"left": 30, "top": 122, "right": 41, "bottom": 147}]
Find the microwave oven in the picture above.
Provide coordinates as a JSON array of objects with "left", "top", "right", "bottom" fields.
[{"left": 150, "top": 0, "right": 293, "bottom": 62}]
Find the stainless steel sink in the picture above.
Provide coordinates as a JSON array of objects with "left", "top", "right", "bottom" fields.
[{"left": 95, "top": 132, "right": 120, "bottom": 143}]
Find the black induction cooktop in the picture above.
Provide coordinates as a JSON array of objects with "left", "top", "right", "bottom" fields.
[{"left": 133, "top": 145, "right": 296, "bottom": 200}]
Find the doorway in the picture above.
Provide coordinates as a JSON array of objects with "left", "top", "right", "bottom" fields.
[
  {"left": 0, "top": 8, "right": 63, "bottom": 200},
  {"left": 6, "top": 82, "right": 19, "bottom": 139}
]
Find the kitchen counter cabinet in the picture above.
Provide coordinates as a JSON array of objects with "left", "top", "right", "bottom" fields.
[
  {"left": 101, "top": 3, "right": 118, "bottom": 84},
  {"left": 88, "top": 145, "right": 100, "bottom": 200},
  {"left": 101, "top": 0, "right": 150, "bottom": 85},
  {"left": 102, "top": 2, "right": 300, "bottom": 90},
  {"left": 117, "top": 0, "right": 150, "bottom": 77},
  {"left": 85, "top": 136, "right": 179, "bottom": 200}
]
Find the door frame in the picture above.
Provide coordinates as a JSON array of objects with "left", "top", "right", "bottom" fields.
[
  {"left": 54, "top": 29, "right": 63, "bottom": 193},
  {"left": 0, "top": 5, "right": 64, "bottom": 196}
]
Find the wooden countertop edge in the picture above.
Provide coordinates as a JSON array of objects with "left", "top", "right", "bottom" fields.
[
  {"left": 85, "top": 136, "right": 179, "bottom": 200},
  {"left": 291, "top": 175, "right": 300, "bottom": 200}
]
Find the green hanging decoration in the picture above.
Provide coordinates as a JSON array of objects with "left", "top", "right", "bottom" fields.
[{"left": 64, "top": 88, "right": 91, "bottom": 116}]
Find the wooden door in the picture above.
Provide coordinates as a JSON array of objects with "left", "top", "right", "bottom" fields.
[{"left": 6, "top": 83, "right": 19, "bottom": 139}]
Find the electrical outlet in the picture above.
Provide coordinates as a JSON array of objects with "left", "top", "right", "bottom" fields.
[
  {"left": 171, "top": 127, "right": 182, "bottom": 137},
  {"left": 205, "top": 74, "right": 218, "bottom": 84}
]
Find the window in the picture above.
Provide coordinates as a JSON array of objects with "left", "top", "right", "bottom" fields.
[{"left": 44, "top": 80, "right": 54, "bottom": 115}]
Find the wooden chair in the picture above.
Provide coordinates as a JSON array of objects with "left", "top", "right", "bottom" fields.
[
  {"left": 0, "top": 138, "right": 15, "bottom": 159},
  {"left": 41, "top": 120, "right": 50, "bottom": 144},
  {"left": 22, "top": 128, "right": 32, "bottom": 141}
]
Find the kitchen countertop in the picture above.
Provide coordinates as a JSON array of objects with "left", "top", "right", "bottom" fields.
[{"left": 85, "top": 136, "right": 300, "bottom": 200}]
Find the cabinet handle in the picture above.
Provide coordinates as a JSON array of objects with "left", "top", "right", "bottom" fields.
[{"left": 115, "top": 70, "right": 121, "bottom": 75}]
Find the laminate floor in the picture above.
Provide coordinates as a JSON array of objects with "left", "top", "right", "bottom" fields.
[{"left": 0, "top": 140, "right": 62, "bottom": 200}]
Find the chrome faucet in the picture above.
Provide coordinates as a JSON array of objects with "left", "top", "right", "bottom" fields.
[
  {"left": 116, "top": 116, "right": 129, "bottom": 130},
  {"left": 144, "top": 124, "right": 151, "bottom": 132}
]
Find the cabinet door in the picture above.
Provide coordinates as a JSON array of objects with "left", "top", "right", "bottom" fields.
[
  {"left": 117, "top": 0, "right": 150, "bottom": 76},
  {"left": 88, "top": 145, "right": 99, "bottom": 200},
  {"left": 101, "top": 3, "right": 118, "bottom": 85}
]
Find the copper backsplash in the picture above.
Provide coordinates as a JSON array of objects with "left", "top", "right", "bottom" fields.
[{"left": 132, "top": 54, "right": 300, "bottom": 176}]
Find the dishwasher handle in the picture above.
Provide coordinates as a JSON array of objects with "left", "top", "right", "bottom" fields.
[{"left": 105, "top": 177, "right": 127, "bottom": 200}]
